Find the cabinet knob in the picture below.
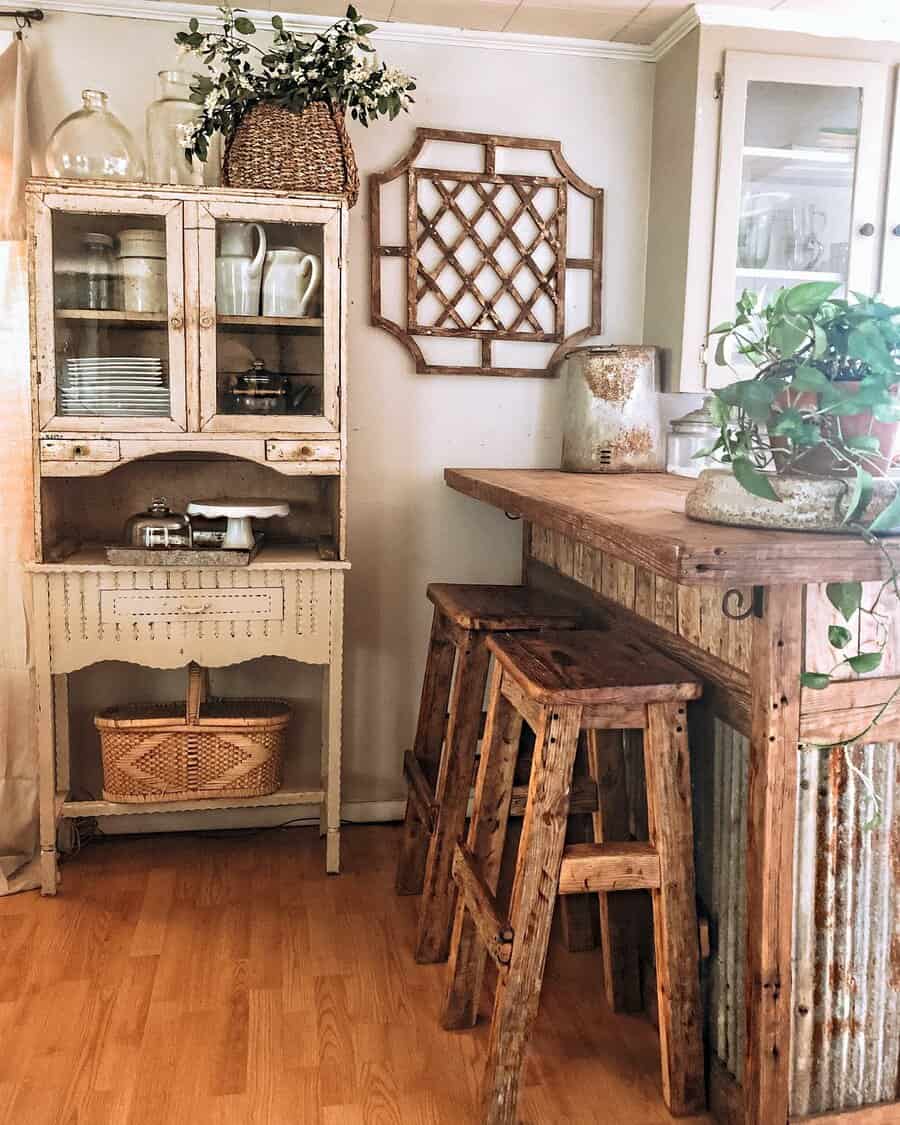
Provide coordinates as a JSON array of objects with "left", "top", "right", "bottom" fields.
[
  {"left": 170, "top": 315, "right": 183, "bottom": 331},
  {"left": 199, "top": 312, "right": 214, "bottom": 329},
  {"left": 859, "top": 222, "right": 876, "bottom": 237},
  {"left": 892, "top": 224, "right": 900, "bottom": 238}
]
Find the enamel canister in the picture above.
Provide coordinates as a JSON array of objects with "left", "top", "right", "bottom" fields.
[{"left": 558, "top": 345, "right": 664, "bottom": 473}]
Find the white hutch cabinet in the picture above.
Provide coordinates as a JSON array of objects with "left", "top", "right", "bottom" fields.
[
  {"left": 643, "top": 31, "right": 900, "bottom": 391},
  {"left": 25, "top": 180, "right": 349, "bottom": 893}
]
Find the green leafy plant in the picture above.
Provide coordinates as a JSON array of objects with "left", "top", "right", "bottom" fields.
[
  {"left": 176, "top": 5, "right": 416, "bottom": 162},
  {"left": 706, "top": 284, "right": 900, "bottom": 813}
]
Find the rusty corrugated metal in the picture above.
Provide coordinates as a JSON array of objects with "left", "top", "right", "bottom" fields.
[
  {"left": 692, "top": 717, "right": 749, "bottom": 1082},
  {"left": 791, "top": 741, "right": 900, "bottom": 1117}
]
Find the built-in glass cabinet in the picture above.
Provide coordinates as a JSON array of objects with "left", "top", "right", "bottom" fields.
[
  {"left": 708, "top": 53, "right": 891, "bottom": 386},
  {"left": 29, "top": 185, "right": 344, "bottom": 434}
]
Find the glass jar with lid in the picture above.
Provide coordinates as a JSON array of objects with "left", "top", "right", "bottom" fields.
[
  {"left": 53, "top": 231, "right": 119, "bottom": 311},
  {"left": 666, "top": 397, "right": 720, "bottom": 477}
]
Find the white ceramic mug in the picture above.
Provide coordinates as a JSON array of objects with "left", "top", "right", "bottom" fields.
[
  {"left": 262, "top": 248, "right": 322, "bottom": 318},
  {"left": 216, "top": 222, "right": 266, "bottom": 315}
]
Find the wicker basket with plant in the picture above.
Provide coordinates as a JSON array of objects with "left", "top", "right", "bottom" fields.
[{"left": 176, "top": 4, "right": 416, "bottom": 203}]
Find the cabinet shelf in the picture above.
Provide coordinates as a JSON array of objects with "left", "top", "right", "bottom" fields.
[
  {"left": 60, "top": 786, "right": 325, "bottom": 819},
  {"left": 217, "top": 314, "right": 324, "bottom": 333},
  {"left": 742, "top": 145, "right": 853, "bottom": 188},
  {"left": 32, "top": 543, "right": 352, "bottom": 571},
  {"left": 55, "top": 308, "right": 168, "bottom": 325},
  {"left": 743, "top": 145, "right": 854, "bottom": 163},
  {"left": 736, "top": 267, "right": 843, "bottom": 282}
]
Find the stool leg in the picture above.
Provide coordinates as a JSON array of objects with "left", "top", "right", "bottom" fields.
[
  {"left": 481, "top": 702, "right": 583, "bottom": 1125},
  {"left": 396, "top": 608, "right": 457, "bottom": 895},
  {"left": 644, "top": 700, "right": 705, "bottom": 1116},
  {"left": 442, "top": 663, "right": 523, "bottom": 1029},
  {"left": 415, "top": 631, "right": 491, "bottom": 963},
  {"left": 559, "top": 735, "right": 599, "bottom": 954},
  {"left": 587, "top": 730, "right": 647, "bottom": 1012}
]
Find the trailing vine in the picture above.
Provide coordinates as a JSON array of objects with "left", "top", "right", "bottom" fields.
[{"left": 705, "top": 283, "right": 900, "bottom": 823}]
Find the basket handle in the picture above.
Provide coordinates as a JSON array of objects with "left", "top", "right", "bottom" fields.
[{"left": 186, "top": 663, "right": 208, "bottom": 725}]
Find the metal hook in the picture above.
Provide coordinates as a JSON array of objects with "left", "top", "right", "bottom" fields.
[{"left": 721, "top": 586, "right": 764, "bottom": 621}]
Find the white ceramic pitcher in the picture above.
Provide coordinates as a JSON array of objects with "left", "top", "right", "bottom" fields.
[
  {"left": 262, "top": 248, "right": 322, "bottom": 318},
  {"left": 216, "top": 222, "right": 266, "bottom": 315}
]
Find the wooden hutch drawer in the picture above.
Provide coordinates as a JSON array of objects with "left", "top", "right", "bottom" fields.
[
  {"left": 266, "top": 439, "right": 340, "bottom": 463},
  {"left": 41, "top": 438, "right": 121, "bottom": 462},
  {"left": 99, "top": 587, "right": 285, "bottom": 624}
]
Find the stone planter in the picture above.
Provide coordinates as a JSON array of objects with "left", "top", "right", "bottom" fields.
[{"left": 685, "top": 468, "right": 900, "bottom": 533}]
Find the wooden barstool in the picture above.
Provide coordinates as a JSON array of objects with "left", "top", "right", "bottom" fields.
[
  {"left": 396, "top": 583, "right": 580, "bottom": 964},
  {"left": 442, "top": 628, "right": 705, "bottom": 1123}
]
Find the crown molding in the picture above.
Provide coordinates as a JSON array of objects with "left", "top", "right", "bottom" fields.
[
  {"left": 33, "top": 0, "right": 655, "bottom": 61},
  {"left": 647, "top": 6, "right": 699, "bottom": 61}
]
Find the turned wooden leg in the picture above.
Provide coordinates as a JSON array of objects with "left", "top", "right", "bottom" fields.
[
  {"left": 587, "top": 729, "right": 647, "bottom": 1012},
  {"left": 644, "top": 700, "right": 705, "bottom": 1116},
  {"left": 442, "top": 663, "right": 523, "bottom": 1028},
  {"left": 480, "top": 702, "right": 583, "bottom": 1125},
  {"left": 396, "top": 607, "right": 456, "bottom": 895},
  {"left": 415, "top": 631, "right": 491, "bottom": 963}
]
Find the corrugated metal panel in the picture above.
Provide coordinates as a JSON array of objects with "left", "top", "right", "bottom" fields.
[
  {"left": 693, "top": 717, "right": 750, "bottom": 1082},
  {"left": 791, "top": 741, "right": 900, "bottom": 1117}
]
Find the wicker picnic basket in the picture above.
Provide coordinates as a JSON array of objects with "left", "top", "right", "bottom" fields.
[
  {"left": 223, "top": 100, "right": 360, "bottom": 207},
  {"left": 95, "top": 663, "right": 290, "bottom": 803}
]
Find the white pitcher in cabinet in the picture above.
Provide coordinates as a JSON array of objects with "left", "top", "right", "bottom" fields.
[
  {"left": 216, "top": 222, "right": 266, "bottom": 315},
  {"left": 262, "top": 248, "right": 322, "bottom": 318}
]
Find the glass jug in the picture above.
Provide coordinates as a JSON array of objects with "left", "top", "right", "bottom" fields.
[
  {"left": 146, "top": 71, "right": 202, "bottom": 186},
  {"left": 46, "top": 90, "right": 145, "bottom": 182}
]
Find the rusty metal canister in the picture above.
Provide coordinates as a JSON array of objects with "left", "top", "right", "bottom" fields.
[{"left": 559, "top": 345, "right": 663, "bottom": 473}]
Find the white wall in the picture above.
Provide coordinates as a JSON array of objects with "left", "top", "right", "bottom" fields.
[{"left": 23, "top": 10, "right": 654, "bottom": 811}]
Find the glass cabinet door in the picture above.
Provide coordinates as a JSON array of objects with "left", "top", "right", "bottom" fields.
[
  {"left": 708, "top": 53, "right": 889, "bottom": 387},
  {"left": 32, "top": 193, "right": 187, "bottom": 431},
  {"left": 880, "top": 74, "right": 900, "bottom": 307},
  {"left": 196, "top": 200, "right": 341, "bottom": 433}
]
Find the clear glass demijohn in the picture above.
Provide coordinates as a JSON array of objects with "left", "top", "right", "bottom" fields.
[
  {"left": 46, "top": 89, "right": 145, "bottom": 182},
  {"left": 146, "top": 70, "right": 203, "bottom": 186}
]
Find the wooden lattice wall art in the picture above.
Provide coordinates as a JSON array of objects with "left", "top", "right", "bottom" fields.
[{"left": 369, "top": 129, "right": 603, "bottom": 377}]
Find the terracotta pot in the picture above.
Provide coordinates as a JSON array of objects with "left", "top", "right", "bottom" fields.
[{"left": 771, "top": 381, "right": 899, "bottom": 476}]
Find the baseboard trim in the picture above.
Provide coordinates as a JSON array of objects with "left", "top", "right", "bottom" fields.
[{"left": 94, "top": 797, "right": 406, "bottom": 836}]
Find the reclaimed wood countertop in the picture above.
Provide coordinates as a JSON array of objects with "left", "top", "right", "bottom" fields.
[{"left": 445, "top": 468, "right": 900, "bottom": 586}]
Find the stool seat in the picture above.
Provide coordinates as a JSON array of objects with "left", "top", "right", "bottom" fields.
[
  {"left": 487, "top": 628, "right": 703, "bottom": 706},
  {"left": 426, "top": 583, "right": 581, "bottom": 632}
]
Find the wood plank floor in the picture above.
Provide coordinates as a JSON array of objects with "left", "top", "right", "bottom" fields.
[{"left": 0, "top": 825, "right": 715, "bottom": 1124}]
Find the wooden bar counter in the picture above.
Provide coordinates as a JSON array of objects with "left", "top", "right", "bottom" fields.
[{"left": 446, "top": 468, "right": 900, "bottom": 1125}]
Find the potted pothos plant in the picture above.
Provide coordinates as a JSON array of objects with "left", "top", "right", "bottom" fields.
[
  {"left": 695, "top": 282, "right": 900, "bottom": 806},
  {"left": 175, "top": 5, "right": 416, "bottom": 203}
]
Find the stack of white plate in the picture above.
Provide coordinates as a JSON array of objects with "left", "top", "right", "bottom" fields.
[{"left": 59, "top": 357, "right": 170, "bottom": 417}]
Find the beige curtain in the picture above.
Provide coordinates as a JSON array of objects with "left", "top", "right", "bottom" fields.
[
  {"left": 0, "top": 35, "right": 32, "bottom": 240},
  {"left": 0, "top": 241, "right": 37, "bottom": 895},
  {"left": 0, "top": 33, "right": 38, "bottom": 894}
]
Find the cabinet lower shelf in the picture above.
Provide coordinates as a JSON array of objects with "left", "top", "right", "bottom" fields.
[{"left": 60, "top": 786, "right": 325, "bottom": 818}]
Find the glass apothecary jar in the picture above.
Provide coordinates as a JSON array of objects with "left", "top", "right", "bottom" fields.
[
  {"left": 666, "top": 397, "right": 719, "bottom": 477},
  {"left": 53, "top": 231, "right": 118, "bottom": 310},
  {"left": 46, "top": 90, "right": 145, "bottom": 182},
  {"left": 146, "top": 71, "right": 203, "bottom": 186}
]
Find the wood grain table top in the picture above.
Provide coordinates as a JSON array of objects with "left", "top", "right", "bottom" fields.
[{"left": 444, "top": 468, "right": 900, "bottom": 586}]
